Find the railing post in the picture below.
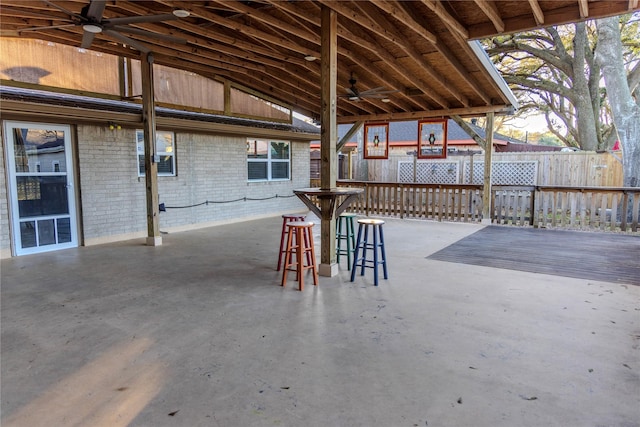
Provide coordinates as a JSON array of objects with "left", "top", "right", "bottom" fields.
[{"left": 400, "top": 184, "right": 405, "bottom": 219}]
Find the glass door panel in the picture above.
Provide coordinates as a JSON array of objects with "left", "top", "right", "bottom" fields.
[{"left": 4, "top": 121, "right": 78, "bottom": 255}]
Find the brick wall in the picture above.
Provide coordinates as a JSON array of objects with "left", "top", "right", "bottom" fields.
[
  {"left": 1, "top": 123, "right": 311, "bottom": 255},
  {"left": 78, "top": 126, "right": 310, "bottom": 244},
  {"left": 0, "top": 129, "right": 10, "bottom": 257}
]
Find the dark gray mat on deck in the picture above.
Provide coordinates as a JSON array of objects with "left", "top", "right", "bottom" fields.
[{"left": 427, "top": 226, "right": 640, "bottom": 285}]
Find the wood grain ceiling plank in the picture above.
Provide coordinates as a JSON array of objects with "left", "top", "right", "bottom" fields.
[
  {"left": 185, "top": 2, "right": 319, "bottom": 58},
  {"left": 418, "top": 0, "right": 469, "bottom": 40},
  {"left": 268, "top": 0, "right": 424, "bottom": 109},
  {"left": 319, "top": 0, "right": 445, "bottom": 109},
  {"left": 353, "top": 1, "right": 470, "bottom": 107},
  {"left": 337, "top": 24, "right": 441, "bottom": 111},
  {"left": 527, "top": 0, "right": 545, "bottom": 25},
  {"left": 384, "top": 0, "right": 492, "bottom": 105},
  {"left": 123, "top": 1, "right": 322, "bottom": 102},
  {"left": 473, "top": 0, "right": 505, "bottom": 33},
  {"left": 467, "top": 1, "right": 637, "bottom": 39},
  {"left": 211, "top": 0, "right": 321, "bottom": 46}
]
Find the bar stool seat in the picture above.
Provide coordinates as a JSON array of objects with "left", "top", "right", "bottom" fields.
[
  {"left": 276, "top": 213, "right": 307, "bottom": 271},
  {"left": 336, "top": 212, "right": 357, "bottom": 270},
  {"left": 281, "top": 221, "right": 318, "bottom": 291},
  {"left": 350, "top": 218, "right": 388, "bottom": 286}
]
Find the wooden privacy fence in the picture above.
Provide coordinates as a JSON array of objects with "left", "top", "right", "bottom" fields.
[
  {"left": 355, "top": 151, "right": 623, "bottom": 187},
  {"left": 306, "top": 180, "right": 640, "bottom": 234}
]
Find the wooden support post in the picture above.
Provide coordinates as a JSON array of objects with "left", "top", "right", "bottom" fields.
[
  {"left": 319, "top": 5, "right": 338, "bottom": 277},
  {"left": 141, "top": 52, "right": 162, "bottom": 246},
  {"left": 482, "top": 112, "right": 494, "bottom": 224}
]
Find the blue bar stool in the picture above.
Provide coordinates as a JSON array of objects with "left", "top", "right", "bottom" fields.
[
  {"left": 350, "top": 218, "right": 388, "bottom": 286},
  {"left": 336, "top": 212, "right": 357, "bottom": 270}
]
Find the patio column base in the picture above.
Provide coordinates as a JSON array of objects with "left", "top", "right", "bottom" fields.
[
  {"left": 319, "top": 262, "right": 338, "bottom": 277},
  {"left": 481, "top": 218, "right": 492, "bottom": 225},
  {"left": 146, "top": 236, "right": 163, "bottom": 246}
]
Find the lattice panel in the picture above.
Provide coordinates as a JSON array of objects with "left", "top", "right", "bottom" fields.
[
  {"left": 398, "top": 161, "right": 459, "bottom": 184},
  {"left": 464, "top": 161, "right": 537, "bottom": 185}
]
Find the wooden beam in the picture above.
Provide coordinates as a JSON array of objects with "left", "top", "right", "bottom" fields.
[
  {"left": 578, "top": 0, "right": 589, "bottom": 18},
  {"left": 482, "top": 112, "right": 494, "bottom": 224},
  {"left": 337, "top": 121, "right": 363, "bottom": 152},
  {"left": 473, "top": 0, "right": 505, "bottom": 33},
  {"left": 451, "top": 115, "right": 486, "bottom": 149},
  {"left": 336, "top": 104, "right": 515, "bottom": 123},
  {"left": 468, "top": 1, "right": 636, "bottom": 39},
  {"left": 527, "top": 0, "right": 545, "bottom": 25},
  {"left": 319, "top": 5, "right": 338, "bottom": 276},
  {"left": 418, "top": 0, "right": 469, "bottom": 39},
  {"left": 351, "top": 1, "right": 470, "bottom": 107},
  {"left": 141, "top": 52, "right": 161, "bottom": 246},
  {"left": 383, "top": 0, "right": 492, "bottom": 105},
  {"left": 211, "top": 0, "right": 321, "bottom": 46}
]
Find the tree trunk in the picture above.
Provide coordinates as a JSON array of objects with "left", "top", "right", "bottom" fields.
[
  {"left": 572, "top": 23, "right": 599, "bottom": 151},
  {"left": 596, "top": 17, "right": 640, "bottom": 187}
]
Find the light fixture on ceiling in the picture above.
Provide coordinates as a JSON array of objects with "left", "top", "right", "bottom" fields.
[
  {"left": 172, "top": 9, "right": 190, "bottom": 18},
  {"left": 381, "top": 98, "right": 391, "bottom": 103},
  {"left": 304, "top": 55, "right": 317, "bottom": 62},
  {"left": 83, "top": 24, "right": 102, "bottom": 33}
]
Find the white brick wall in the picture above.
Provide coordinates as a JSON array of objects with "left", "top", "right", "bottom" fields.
[
  {"left": 78, "top": 126, "right": 312, "bottom": 244},
  {"left": 0, "top": 131, "right": 11, "bottom": 257},
  {"left": 1, "top": 123, "right": 311, "bottom": 254}
]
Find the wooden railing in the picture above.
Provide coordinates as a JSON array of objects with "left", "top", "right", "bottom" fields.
[{"left": 307, "top": 179, "right": 640, "bottom": 233}]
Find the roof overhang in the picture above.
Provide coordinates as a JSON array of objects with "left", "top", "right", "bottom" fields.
[{"left": 1, "top": 1, "right": 635, "bottom": 123}]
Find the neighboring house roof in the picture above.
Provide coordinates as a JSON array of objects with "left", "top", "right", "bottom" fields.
[
  {"left": 0, "top": 86, "right": 321, "bottom": 136},
  {"left": 310, "top": 119, "right": 524, "bottom": 149}
]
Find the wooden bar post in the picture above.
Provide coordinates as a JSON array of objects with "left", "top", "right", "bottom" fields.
[
  {"left": 319, "top": 5, "right": 338, "bottom": 277},
  {"left": 482, "top": 112, "right": 494, "bottom": 224},
  {"left": 141, "top": 52, "right": 161, "bottom": 246}
]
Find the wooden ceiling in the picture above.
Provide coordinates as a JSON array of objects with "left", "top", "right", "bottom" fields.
[{"left": 1, "top": 1, "right": 637, "bottom": 124}]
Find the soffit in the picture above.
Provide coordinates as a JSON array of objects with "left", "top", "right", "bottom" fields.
[{"left": 1, "top": 1, "right": 636, "bottom": 123}]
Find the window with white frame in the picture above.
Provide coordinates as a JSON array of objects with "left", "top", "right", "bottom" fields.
[
  {"left": 247, "top": 139, "right": 290, "bottom": 181},
  {"left": 136, "top": 130, "right": 176, "bottom": 176}
]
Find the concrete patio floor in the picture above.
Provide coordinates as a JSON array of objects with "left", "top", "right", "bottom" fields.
[{"left": 1, "top": 215, "right": 639, "bottom": 427}]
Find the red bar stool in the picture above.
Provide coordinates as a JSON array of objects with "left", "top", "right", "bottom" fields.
[
  {"left": 276, "top": 213, "right": 307, "bottom": 271},
  {"left": 281, "top": 221, "right": 318, "bottom": 291}
]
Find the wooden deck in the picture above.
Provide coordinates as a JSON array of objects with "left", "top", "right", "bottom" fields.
[{"left": 428, "top": 226, "right": 640, "bottom": 286}]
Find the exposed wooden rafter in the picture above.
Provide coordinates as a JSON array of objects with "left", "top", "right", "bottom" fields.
[{"left": 2, "top": 0, "right": 636, "bottom": 123}]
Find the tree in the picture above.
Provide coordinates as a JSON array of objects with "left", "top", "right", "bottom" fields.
[
  {"left": 485, "top": 14, "right": 639, "bottom": 151},
  {"left": 596, "top": 17, "right": 640, "bottom": 187}
]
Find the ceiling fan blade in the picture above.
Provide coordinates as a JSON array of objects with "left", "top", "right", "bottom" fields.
[
  {"left": 111, "top": 25, "right": 187, "bottom": 44},
  {"left": 105, "top": 14, "right": 177, "bottom": 26},
  {"left": 103, "top": 29, "right": 150, "bottom": 53},
  {"left": 19, "top": 23, "right": 76, "bottom": 32},
  {"left": 358, "top": 87, "right": 400, "bottom": 96},
  {"left": 84, "top": 0, "right": 106, "bottom": 21},
  {"left": 81, "top": 31, "right": 96, "bottom": 49}
]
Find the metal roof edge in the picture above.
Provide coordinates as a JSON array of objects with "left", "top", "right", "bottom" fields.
[{"left": 468, "top": 40, "right": 519, "bottom": 112}]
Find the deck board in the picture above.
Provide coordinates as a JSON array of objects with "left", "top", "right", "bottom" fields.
[{"left": 428, "top": 226, "right": 640, "bottom": 285}]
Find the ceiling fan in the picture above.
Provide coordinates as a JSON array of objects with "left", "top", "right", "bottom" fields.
[
  {"left": 18, "top": 0, "right": 190, "bottom": 53},
  {"left": 341, "top": 73, "right": 399, "bottom": 102}
]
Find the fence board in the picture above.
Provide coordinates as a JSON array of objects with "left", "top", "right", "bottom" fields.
[{"left": 334, "top": 181, "right": 639, "bottom": 234}]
